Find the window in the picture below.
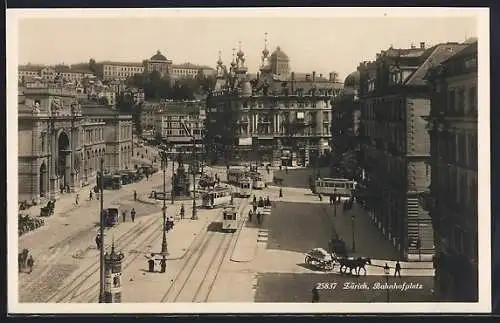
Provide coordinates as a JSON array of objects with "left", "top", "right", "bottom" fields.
[
  {"left": 458, "top": 88, "right": 465, "bottom": 115},
  {"left": 469, "top": 87, "right": 477, "bottom": 115},
  {"left": 448, "top": 90, "right": 456, "bottom": 114}
]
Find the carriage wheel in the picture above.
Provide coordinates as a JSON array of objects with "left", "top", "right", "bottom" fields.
[{"left": 305, "top": 256, "right": 311, "bottom": 264}]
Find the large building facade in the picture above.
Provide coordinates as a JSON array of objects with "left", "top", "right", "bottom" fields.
[
  {"left": 357, "top": 41, "right": 468, "bottom": 261},
  {"left": 18, "top": 85, "right": 133, "bottom": 203},
  {"left": 330, "top": 71, "right": 362, "bottom": 178},
  {"left": 427, "top": 40, "right": 478, "bottom": 301},
  {"left": 143, "top": 50, "right": 173, "bottom": 78},
  {"left": 206, "top": 41, "right": 342, "bottom": 167}
]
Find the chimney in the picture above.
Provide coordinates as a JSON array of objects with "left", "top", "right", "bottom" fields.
[
  {"left": 329, "top": 72, "right": 333, "bottom": 81},
  {"left": 411, "top": 43, "right": 416, "bottom": 49},
  {"left": 420, "top": 42, "right": 425, "bottom": 49},
  {"left": 312, "top": 71, "right": 316, "bottom": 81}
]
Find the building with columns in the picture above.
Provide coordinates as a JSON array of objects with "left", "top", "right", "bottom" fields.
[
  {"left": 206, "top": 38, "right": 342, "bottom": 167},
  {"left": 18, "top": 84, "right": 133, "bottom": 203},
  {"left": 426, "top": 40, "right": 478, "bottom": 301},
  {"left": 357, "top": 41, "right": 468, "bottom": 261}
]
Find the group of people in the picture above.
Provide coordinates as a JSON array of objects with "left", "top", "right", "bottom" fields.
[{"left": 249, "top": 195, "right": 272, "bottom": 225}]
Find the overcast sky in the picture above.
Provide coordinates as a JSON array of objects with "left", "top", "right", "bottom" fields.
[{"left": 13, "top": 8, "right": 480, "bottom": 81}]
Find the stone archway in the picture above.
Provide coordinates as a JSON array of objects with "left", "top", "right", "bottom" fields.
[
  {"left": 57, "top": 132, "right": 71, "bottom": 188},
  {"left": 39, "top": 161, "right": 48, "bottom": 197}
]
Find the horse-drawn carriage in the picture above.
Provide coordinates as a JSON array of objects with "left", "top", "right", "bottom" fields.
[
  {"left": 304, "top": 245, "right": 372, "bottom": 275},
  {"left": 40, "top": 200, "right": 56, "bottom": 217},
  {"left": 304, "top": 248, "right": 335, "bottom": 271}
]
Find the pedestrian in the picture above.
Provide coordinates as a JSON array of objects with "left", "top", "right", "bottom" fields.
[
  {"left": 312, "top": 285, "right": 320, "bottom": 303},
  {"left": 95, "top": 234, "right": 102, "bottom": 250},
  {"left": 122, "top": 210, "right": 127, "bottom": 222},
  {"left": 134, "top": 190, "right": 137, "bottom": 201},
  {"left": 257, "top": 212, "right": 262, "bottom": 225},
  {"left": 252, "top": 203, "right": 257, "bottom": 213},
  {"left": 279, "top": 188, "right": 283, "bottom": 198},
  {"left": 26, "top": 255, "right": 34, "bottom": 274},
  {"left": 285, "top": 166, "right": 288, "bottom": 174},
  {"left": 394, "top": 261, "right": 402, "bottom": 277},
  {"left": 180, "top": 204, "right": 185, "bottom": 219},
  {"left": 318, "top": 193, "right": 322, "bottom": 201},
  {"left": 89, "top": 190, "right": 93, "bottom": 201},
  {"left": 253, "top": 195, "right": 257, "bottom": 205},
  {"left": 217, "top": 177, "right": 220, "bottom": 185},
  {"left": 248, "top": 209, "right": 253, "bottom": 222},
  {"left": 75, "top": 193, "right": 79, "bottom": 205},
  {"left": 146, "top": 253, "right": 155, "bottom": 272},
  {"left": 131, "top": 208, "right": 136, "bottom": 222}
]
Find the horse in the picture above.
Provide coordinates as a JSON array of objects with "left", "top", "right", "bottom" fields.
[{"left": 337, "top": 257, "right": 372, "bottom": 276}]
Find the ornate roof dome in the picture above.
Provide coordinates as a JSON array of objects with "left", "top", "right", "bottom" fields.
[
  {"left": 237, "top": 48, "right": 245, "bottom": 58},
  {"left": 150, "top": 50, "right": 167, "bottom": 61},
  {"left": 262, "top": 47, "right": 269, "bottom": 57},
  {"left": 344, "top": 71, "right": 360, "bottom": 88},
  {"left": 270, "top": 46, "right": 289, "bottom": 60}
]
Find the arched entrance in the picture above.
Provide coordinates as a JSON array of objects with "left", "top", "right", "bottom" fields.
[
  {"left": 39, "top": 162, "right": 47, "bottom": 197},
  {"left": 57, "top": 132, "right": 71, "bottom": 189}
]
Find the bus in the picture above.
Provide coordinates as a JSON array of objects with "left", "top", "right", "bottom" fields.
[
  {"left": 238, "top": 177, "right": 252, "bottom": 197},
  {"left": 313, "top": 178, "right": 357, "bottom": 201},
  {"left": 222, "top": 206, "right": 238, "bottom": 232},
  {"left": 201, "top": 186, "right": 232, "bottom": 208},
  {"left": 227, "top": 168, "right": 247, "bottom": 185}
]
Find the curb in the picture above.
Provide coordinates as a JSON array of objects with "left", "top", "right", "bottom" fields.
[{"left": 229, "top": 244, "right": 258, "bottom": 263}]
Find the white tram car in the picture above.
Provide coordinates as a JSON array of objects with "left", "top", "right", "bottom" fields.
[
  {"left": 313, "top": 178, "right": 357, "bottom": 202},
  {"left": 201, "top": 186, "right": 232, "bottom": 208},
  {"left": 250, "top": 172, "right": 265, "bottom": 190},
  {"left": 238, "top": 177, "right": 253, "bottom": 197},
  {"left": 222, "top": 206, "right": 238, "bottom": 232}
]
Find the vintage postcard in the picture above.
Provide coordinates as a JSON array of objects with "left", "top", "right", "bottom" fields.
[{"left": 7, "top": 7, "right": 490, "bottom": 314}]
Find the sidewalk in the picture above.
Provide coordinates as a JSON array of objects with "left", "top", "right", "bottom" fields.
[
  {"left": 323, "top": 202, "right": 403, "bottom": 262},
  {"left": 230, "top": 205, "right": 259, "bottom": 263}
]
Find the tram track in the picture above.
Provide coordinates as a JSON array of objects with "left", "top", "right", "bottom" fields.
[
  {"left": 160, "top": 197, "right": 249, "bottom": 303},
  {"left": 46, "top": 213, "right": 162, "bottom": 303}
]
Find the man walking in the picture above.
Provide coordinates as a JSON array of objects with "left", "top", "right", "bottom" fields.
[
  {"left": 122, "top": 210, "right": 127, "bottom": 223},
  {"left": 248, "top": 209, "right": 253, "bottom": 222},
  {"left": 26, "top": 255, "right": 34, "bottom": 274},
  {"left": 134, "top": 190, "right": 137, "bottom": 201},
  {"left": 89, "top": 190, "right": 93, "bottom": 201},
  {"left": 394, "top": 260, "right": 402, "bottom": 277},
  {"left": 95, "top": 234, "right": 102, "bottom": 250},
  {"left": 131, "top": 208, "right": 136, "bottom": 222},
  {"left": 75, "top": 193, "right": 79, "bottom": 205}
]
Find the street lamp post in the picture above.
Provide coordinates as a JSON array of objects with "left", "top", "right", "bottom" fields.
[
  {"left": 171, "top": 150, "right": 175, "bottom": 205},
  {"left": 98, "top": 158, "right": 105, "bottom": 303},
  {"left": 191, "top": 135, "right": 198, "bottom": 220},
  {"left": 384, "top": 263, "right": 390, "bottom": 302},
  {"left": 160, "top": 152, "right": 168, "bottom": 273},
  {"left": 333, "top": 187, "right": 337, "bottom": 217},
  {"left": 351, "top": 213, "right": 356, "bottom": 253}
]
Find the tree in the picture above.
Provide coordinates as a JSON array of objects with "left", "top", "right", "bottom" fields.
[{"left": 89, "top": 58, "right": 97, "bottom": 74}]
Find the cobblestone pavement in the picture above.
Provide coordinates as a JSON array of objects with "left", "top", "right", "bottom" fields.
[{"left": 16, "top": 162, "right": 223, "bottom": 302}]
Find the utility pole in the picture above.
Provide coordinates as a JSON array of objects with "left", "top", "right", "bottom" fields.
[
  {"left": 171, "top": 148, "right": 175, "bottom": 205},
  {"left": 99, "top": 158, "right": 105, "bottom": 303},
  {"left": 160, "top": 151, "right": 168, "bottom": 272}
]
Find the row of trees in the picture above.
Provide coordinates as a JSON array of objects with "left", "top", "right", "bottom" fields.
[{"left": 126, "top": 70, "right": 215, "bottom": 101}]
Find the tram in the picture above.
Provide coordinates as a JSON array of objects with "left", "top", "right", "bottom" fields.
[
  {"left": 227, "top": 168, "right": 246, "bottom": 185},
  {"left": 313, "top": 178, "right": 357, "bottom": 201},
  {"left": 222, "top": 206, "right": 238, "bottom": 232},
  {"left": 201, "top": 186, "right": 232, "bottom": 208},
  {"left": 238, "top": 177, "right": 253, "bottom": 198},
  {"left": 250, "top": 172, "right": 265, "bottom": 190}
]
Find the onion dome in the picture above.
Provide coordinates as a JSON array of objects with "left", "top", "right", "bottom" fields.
[
  {"left": 217, "top": 50, "right": 223, "bottom": 66},
  {"left": 262, "top": 47, "right": 269, "bottom": 58}
]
